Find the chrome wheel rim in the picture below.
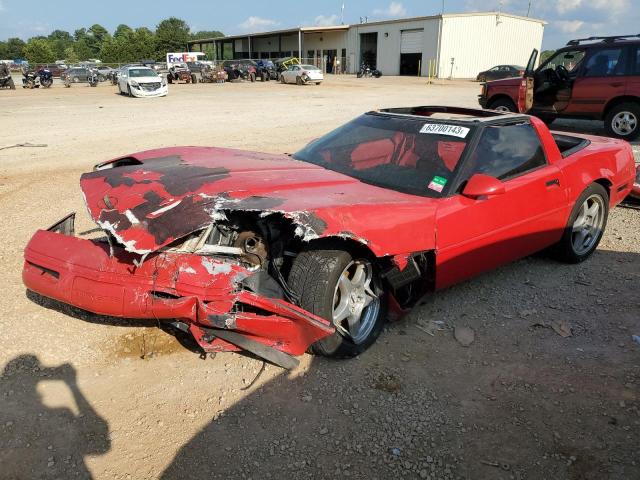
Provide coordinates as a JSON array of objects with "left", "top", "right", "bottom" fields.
[
  {"left": 494, "top": 105, "right": 511, "bottom": 113},
  {"left": 332, "top": 260, "right": 380, "bottom": 344},
  {"left": 611, "top": 111, "right": 637, "bottom": 136},
  {"left": 571, "top": 194, "right": 605, "bottom": 256}
]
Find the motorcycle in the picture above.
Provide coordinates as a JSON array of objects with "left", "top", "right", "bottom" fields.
[
  {"left": 22, "top": 68, "right": 40, "bottom": 89},
  {"left": 0, "top": 69, "right": 15, "bottom": 90},
  {"left": 38, "top": 68, "right": 53, "bottom": 88},
  {"left": 87, "top": 68, "right": 99, "bottom": 87},
  {"left": 357, "top": 63, "right": 382, "bottom": 78}
]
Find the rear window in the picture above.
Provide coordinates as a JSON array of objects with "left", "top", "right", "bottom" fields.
[
  {"left": 460, "top": 123, "right": 546, "bottom": 182},
  {"left": 293, "top": 114, "right": 475, "bottom": 197},
  {"left": 583, "top": 48, "right": 626, "bottom": 77}
]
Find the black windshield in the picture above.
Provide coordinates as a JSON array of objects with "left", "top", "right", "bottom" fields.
[{"left": 292, "top": 113, "right": 475, "bottom": 197}]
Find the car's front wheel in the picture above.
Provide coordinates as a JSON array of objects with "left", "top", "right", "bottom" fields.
[
  {"left": 552, "top": 183, "right": 609, "bottom": 263},
  {"left": 289, "top": 248, "right": 386, "bottom": 358},
  {"left": 605, "top": 102, "right": 640, "bottom": 140}
]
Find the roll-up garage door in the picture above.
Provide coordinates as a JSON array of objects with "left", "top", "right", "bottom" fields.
[{"left": 400, "top": 29, "right": 424, "bottom": 54}]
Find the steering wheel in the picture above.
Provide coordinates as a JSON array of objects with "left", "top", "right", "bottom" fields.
[{"left": 555, "top": 65, "right": 570, "bottom": 83}]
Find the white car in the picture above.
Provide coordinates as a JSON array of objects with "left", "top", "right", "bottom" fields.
[
  {"left": 279, "top": 64, "right": 323, "bottom": 85},
  {"left": 117, "top": 66, "right": 168, "bottom": 98}
]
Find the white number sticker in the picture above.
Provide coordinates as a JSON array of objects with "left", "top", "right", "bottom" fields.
[{"left": 419, "top": 123, "right": 470, "bottom": 139}]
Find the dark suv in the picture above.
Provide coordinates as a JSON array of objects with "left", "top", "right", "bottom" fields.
[{"left": 479, "top": 34, "right": 640, "bottom": 139}]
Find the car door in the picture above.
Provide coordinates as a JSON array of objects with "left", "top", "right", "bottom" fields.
[
  {"left": 118, "top": 70, "right": 128, "bottom": 90},
  {"left": 434, "top": 121, "right": 567, "bottom": 289},
  {"left": 285, "top": 66, "right": 298, "bottom": 83},
  {"left": 627, "top": 45, "right": 640, "bottom": 99},
  {"left": 517, "top": 50, "right": 538, "bottom": 112},
  {"left": 567, "top": 46, "right": 629, "bottom": 115}
]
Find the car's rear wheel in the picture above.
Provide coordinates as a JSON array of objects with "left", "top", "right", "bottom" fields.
[
  {"left": 552, "top": 183, "right": 609, "bottom": 263},
  {"left": 127, "top": 85, "right": 132, "bottom": 97},
  {"left": 289, "top": 249, "right": 386, "bottom": 358},
  {"left": 488, "top": 97, "right": 517, "bottom": 112},
  {"left": 249, "top": 72, "right": 256, "bottom": 82},
  {"left": 280, "top": 75, "right": 285, "bottom": 84},
  {"left": 296, "top": 76, "right": 303, "bottom": 86},
  {"left": 605, "top": 102, "right": 640, "bottom": 140}
]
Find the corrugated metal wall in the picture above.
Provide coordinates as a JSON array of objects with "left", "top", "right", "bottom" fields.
[
  {"left": 346, "top": 19, "right": 440, "bottom": 75},
  {"left": 438, "top": 14, "right": 544, "bottom": 79}
]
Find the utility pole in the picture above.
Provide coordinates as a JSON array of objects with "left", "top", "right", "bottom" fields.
[
  {"left": 341, "top": 3, "right": 345, "bottom": 24},
  {"left": 526, "top": 0, "right": 532, "bottom": 17},
  {"left": 441, "top": 0, "right": 445, "bottom": 14}
]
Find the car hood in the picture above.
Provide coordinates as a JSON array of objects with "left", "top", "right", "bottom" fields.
[
  {"left": 486, "top": 76, "right": 521, "bottom": 87},
  {"left": 80, "top": 147, "right": 438, "bottom": 256},
  {"left": 130, "top": 76, "right": 162, "bottom": 83}
]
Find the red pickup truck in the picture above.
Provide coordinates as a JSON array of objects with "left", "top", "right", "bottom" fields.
[{"left": 479, "top": 34, "right": 640, "bottom": 140}]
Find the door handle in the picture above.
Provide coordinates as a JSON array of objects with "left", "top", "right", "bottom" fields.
[{"left": 545, "top": 179, "right": 560, "bottom": 187}]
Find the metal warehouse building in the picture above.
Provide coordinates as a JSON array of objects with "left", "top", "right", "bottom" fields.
[{"left": 188, "top": 12, "right": 545, "bottom": 78}]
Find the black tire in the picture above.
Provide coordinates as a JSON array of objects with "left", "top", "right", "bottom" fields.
[
  {"left": 288, "top": 249, "right": 386, "bottom": 358},
  {"left": 127, "top": 85, "right": 132, "bottom": 97},
  {"left": 191, "top": 73, "right": 197, "bottom": 84},
  {"left": 279, "top": 75, "right": 285, "bottom": 84},
  {"left": 249, "top": 72, "right": 256, "bottom": 82},
  {"left": 551, "top": 183, "right": 609, "bottom": 264},
  {"left": 604, "top": 102, "right": 640, "bottom": 140},
  {"left": 167, "top": 76, "right": 173, "bottom": 84},
  {"left": 8, "top": 78, "right": 15, "bottom": 89},
  {"left": 357, "top": 71, "right": 363, "bottom": 78},
  {"left": 296, "top": 76, "right": 303, "bottom": 86},
  {"left": 488, "top": 97, "right": 517, "bottom": 112}
]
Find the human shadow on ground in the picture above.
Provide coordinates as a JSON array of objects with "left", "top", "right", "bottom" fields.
[{"left": 0, "top": 354, "right": 110, "bottom": 479}]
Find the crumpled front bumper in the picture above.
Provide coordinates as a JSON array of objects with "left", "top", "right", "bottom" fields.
[{"left": 22, "top": 214, "right": 334, "bottom": 364}]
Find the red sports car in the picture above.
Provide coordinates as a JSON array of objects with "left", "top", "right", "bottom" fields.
[{"left": 23, "top": 107, "right": 636, "bottom": 368}]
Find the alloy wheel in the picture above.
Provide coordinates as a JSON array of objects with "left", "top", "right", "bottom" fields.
[
  {"left": 571, "top": 194, "right": 605, "bottom": 256},
  {"left": 332, "top": 260, "right": 380, "bottom": 344}
]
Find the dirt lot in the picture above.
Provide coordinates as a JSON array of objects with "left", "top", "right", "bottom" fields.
[{"left": 1, "top": 76, "right": 639, "bottom": 480}]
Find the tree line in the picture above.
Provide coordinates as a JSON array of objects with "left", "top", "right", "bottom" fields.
[{"left": 0, "top": 17, "right": 223, "bottom": 64}]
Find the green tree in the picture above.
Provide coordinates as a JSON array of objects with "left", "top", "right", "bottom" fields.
[
  {"left": 0, "top": 41, "right": 8, "bottom": 59},
  {"left": 5, "top": 38, "right": 26, "bottom": 59},
  {"left": 114, "top": 24, "right": 133, "bottom": 39},
  {"left": 48, "top": 30, "right": 73, "bottom": 59},
  {"left": 85, "top": 24, "right": 111, "bottom": 57},
  {"left": 155, "top": 17, "right": 191, "bottom": 57},
  {"left": 74, "top": 28, "right": 87, "bottom": 42},
  {"left": 191, "top": 30, "right": 224, "bottom": 40},
  {"left": 64, "top": 46, "right": 79, "bottom": 64},
  {"left": 24, "top": 38, "right": 56, "bottom": 64},
  {"left": 73, "top": 39, "right": 93, "bottom": 61}
]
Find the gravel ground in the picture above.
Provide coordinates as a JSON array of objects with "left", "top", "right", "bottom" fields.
[{"left": 0, "top": 76, "right": 639, "bottom": 480}]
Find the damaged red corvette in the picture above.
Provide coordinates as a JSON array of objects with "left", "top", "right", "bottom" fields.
[{"left": 23, "top": 107, "right": 636, "bottom": 368}]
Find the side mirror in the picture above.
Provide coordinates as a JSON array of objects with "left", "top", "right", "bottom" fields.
[{"left": 462, "top": 174, "right": 505, "bottom": 199}]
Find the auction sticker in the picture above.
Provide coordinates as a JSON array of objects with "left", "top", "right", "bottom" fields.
[
  {"left": 428, "top": 176, "right": 448, "bottom": 193},
  {"left": 420, "top": 123, "right": 470, "bottom": 138}
]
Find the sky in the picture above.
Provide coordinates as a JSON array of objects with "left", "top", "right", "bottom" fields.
[{"left": 0, "top": 0, "right": 638, "bottom": 50}]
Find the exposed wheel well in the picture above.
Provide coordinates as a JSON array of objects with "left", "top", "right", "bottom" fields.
[
  {"left": 593, "top": 178, "right": 612, "bottom": 198},
  {"left": 301, "top": 236, "right": 377, "bottom": 262},
  {"left": 603, "top": 96, "right": 640, "bottom": 119},
  {"left": 487, "top": 94, "right": 516, "bottom": 109}
]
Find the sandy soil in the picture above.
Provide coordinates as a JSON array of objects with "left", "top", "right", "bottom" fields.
[{"left": 0, "top": 76, "right": 639, "bottom": 480}]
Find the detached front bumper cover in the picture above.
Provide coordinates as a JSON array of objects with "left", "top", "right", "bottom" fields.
[{"left": 23, "top": 213, "right": 334, "bottom": 369}]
